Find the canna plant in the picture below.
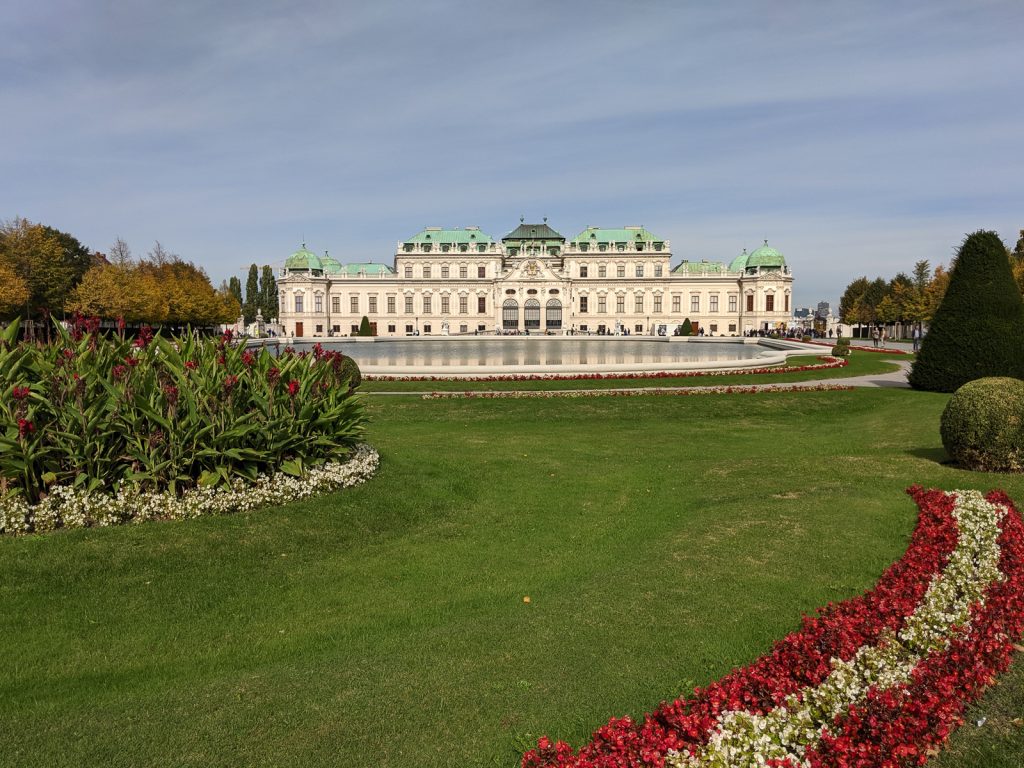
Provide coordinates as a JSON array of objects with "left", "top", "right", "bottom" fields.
[{"left": 0, "top": 317, "right": 365, "bottom": 504}]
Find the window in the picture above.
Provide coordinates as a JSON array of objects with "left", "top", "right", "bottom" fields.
[
  {"left": 546, "top": 299, "right": 562, "bottom": 329},
  {"left": 502, "top": 299, "right": 518, "bottom": 330},
  {"left": 617, "top": 295, "right": 625, "bottom": 313},
  {"left": 405, "top": 324, "right": 414, "bottom": 333},
  {"left": 295, "top": 294, "right": 304, "bottom": 313},
  {"left": 459, "top": 295, "right": 468, "bottom": 314},
  {"left": 710, "top": 295, "right": 719, "bottom": 312},
  {"left": 369, "top": 296, "right": 377, "bottom": 313},
  {"left": 653, "top": 295, "right": 662, "bottom": 312},
  {"left": 478, "top": 296, "right": 486, "bottom": 313},
  {"left": 766, "top": 294, "right": 775, "bottom": 312},
  {"left": 598, "top": 264, "right": 607, "bottom": 277},
  {"left": 524, "top": 299, "right": 540, "bottom": 329},
  {"left": 332, "top": 297, "right": 340, "bottom": 313},
  {"left": 477, "top": 244, "right": 486, "bottom": 253},
  {"left": 579, "top": 296, "right": 588, "bottom": 313},
  {"left": 441, "top": 295, "right": 449, "bottom": 314},
  {"left": 441, "top": 266, "right": 449, "bottom": 279},
  {"left": 460, "top": 324, "right": 468, "bottom": 333},
  {"left": 423, "top": 265, "right": 431, "bottom": 278},
  {"left": 580, "top": 265, "right": 588, "bottom": 278},
  {"left": 746, "top": 295, "right": 754, "bottom": 312},
  {"left": 634, "top": 294, "right": 643, "bottom": 312},
  {"left": 316, "top": 325, "right": 323, "bottom": 333},
  {"left": 314, "top": 295, "right": 323, "bottom": 313},
  {"left": 350, "top": 325, "right": 358, "bottom": 335},
  {"left": 672, "top": 295, "right": 681, "bottom": 313},
  {"left": 459, "top": 265, "right": 467, "bottom": 279},
  {"left": 635, "top": 264, "right": 644, "bottom": 277},
  {"left": 423, "top": 295, "right": 432, "bottom": 313},
  {"left": 654, "top": 264, "right": 663, "bottom": 277},
  {"left": 387, "top": 296, "right": 396, "bottom": 313},
  {"left": 598, "top": 296, "right": 606, "bottom": 313},
  {"left": 710, "top": 324, "right": 718, "bottom": 333},
  {"left": 404, "top": 266, "right": 412, "bottom": 278},
  {"left": 729, "top": 295, "right": 738, "bottom": 313},
  {"left": 477, "top": 266, "right": 486, "bottom": 278},
  {"left": 405, "top": 296, "right": 414, "bottom": 314},
  {"left": 635, "top": 324, "right": 643, "bottom": 332},
  {"left": 616, "top": 265, "right": 625, "bottom": 278},
  {"left": 424, "top": 324, "right": 431, "bottom": 333},
  {"left": 728, "top": 323, "right": 737, "bottom": 332},
  {"left": 388, "top": 324, "right": 395, "bottom": 333},
  {"left": 785, "top": 294, "right": 790, "bottom": 312},
  {"left": 691, "top": 295, "right": 700, "bottom": 312}
]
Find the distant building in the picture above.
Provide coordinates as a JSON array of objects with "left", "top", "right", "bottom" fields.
[
  {"left": 277, "top": 219, "right": 794, "bottom": 337},
  {"left": 816, "top": 301, "right": 831, "bottom": 318}
]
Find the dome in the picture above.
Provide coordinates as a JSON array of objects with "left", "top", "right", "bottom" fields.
[
  {"left": 728, "top": 248, "right": 749, "bottom": 272},
  {"left": 320, "top": 253, "right": 342, "bottom": 274},
  {"left": 285, "top": 245, "right": 322, "bottom": 272},
  {"left": 746, "top": 240, "right": 786, "bottom": 269}
]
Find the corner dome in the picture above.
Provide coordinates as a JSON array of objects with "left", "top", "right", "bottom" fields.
[
  {"left": 320, "top": 253, "right": 342, "bottom": 274},
  {"left": 746, "top": 240, "right": 786, "bottom": 269},
  {"left": 285, "top": 245, "right": 322, "bottom": 272},
  {"left": 728, "top": 248, "right": 749, "bottom": 272}
]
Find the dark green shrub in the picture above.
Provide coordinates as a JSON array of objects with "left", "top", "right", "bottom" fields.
[
  {"left": 680, "top": 318, "right": 692, "bottom": 336},
  {"left": 835, "top": 337, "right": 850, "bottom": 346},
  {"left": 831, "top": 345, "right": 851, "bottom": 357},
  {"left": 910, "top": 231, "right": 1024, "bottom": 392},
  {"left": 940, "top": 377, "right": 1024, "bottom": 471},
  {"left": 358, "top": 316, "right": 373, "bottom": 337},
  {"left": 801, "top": 335, "right": 812, "bottom": 343},
  {"left": 340, "top": 355, "right": 361, "bottom": 390},
  {"left": 0, "top": 319, "right": 365, "bottom": 502}
]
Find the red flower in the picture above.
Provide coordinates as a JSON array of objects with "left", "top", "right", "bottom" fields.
[
  {"left": 134, "top": 325, "right": 154, "bottom": 348},
  {"left": 17, "top": 418, "right": 34, "bottom": 439},
  {"left": 163, "top": 384, "right": 179, "bottom": 406},
  {"left": 112, "top": 364, "right": 128, "bottom": 380},
  {"left": 184, "top": 360, "right": 198, "bottom": 371},
  {"left": 241, "top": 350, "right": 256, "bottom": 367},
  {"left": 267, "top": 367, "right": 281, "bottom": 386},
  {"left": 124, "top": 356, "right": 140, "bottom": 367},
  {"left": 287, "top": 380, "right": 300, "bottom": 398},
  {"left": 116, "top": 316, "right": 126, "bottom": 332},
  {"left": 11, "top": 386, "right": 30, "bottom": 401},
  {"left": 223, "top": 374, "right": 239, "bottom": 392}
]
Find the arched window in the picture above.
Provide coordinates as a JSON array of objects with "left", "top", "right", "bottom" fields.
[
  {"left": 524, "top": 299, "right": 541, "bottom": 330},
  {"left": 502, "top": 298, "right": 519, "bottom": 330},
  {"left": 545, "top": 298, "right": 562, "bottom": 330}
]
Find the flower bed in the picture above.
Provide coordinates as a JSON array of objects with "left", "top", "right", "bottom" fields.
[
  {"left": 423, "top": 384, "right": 855, "bottom": 400},
  {"left": 807, "top": 340, "right": 909, "bottom": 355},
  {"left": 366, "top": 357, "right": 846, "bottom": 383},
  {"left": 0, "top": 444, "right": 379, "bottom": 536},
  {"left": 523, "top": 488, "right": 1024, "bottom": 768}
]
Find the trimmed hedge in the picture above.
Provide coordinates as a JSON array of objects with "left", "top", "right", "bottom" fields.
[
  {"left": 909, "top": 231, "right": 1024, "bottom": 392},
  {"left": 940, "top": 377, "right": 1024, "bottom": 472}
]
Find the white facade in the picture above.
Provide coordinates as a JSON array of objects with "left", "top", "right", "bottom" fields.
[{"left": 277, "top": 222, "right": 793, "bottom": 338}]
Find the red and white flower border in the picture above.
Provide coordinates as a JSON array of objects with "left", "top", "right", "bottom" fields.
[
  {"left": 524, "top": 488, "right": 1024, "bottom": 768},
  {"left": 423, "top": 384, "right": 854, "bottom": 400}
]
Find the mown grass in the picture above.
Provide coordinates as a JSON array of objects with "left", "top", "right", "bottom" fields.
[
  {"left": 0, "top": 384, "right": 1020, "bottom": 767},
  {"left": 359, "top": 351, "right": 906, "bottom": 392}
]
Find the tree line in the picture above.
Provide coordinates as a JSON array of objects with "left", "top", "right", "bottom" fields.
[
  {"left": 224, "top": 264, "right": 278, "bottom": 325},
  {"left": 839, "top": 229, "right": 1024, "bottom": 330}
]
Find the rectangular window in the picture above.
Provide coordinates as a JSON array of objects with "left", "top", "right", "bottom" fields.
[
  {"left": 710, "top": 324, "right": 718, "bottom": 333},
  {"left": 746, "top": 295, "right": 754, "bottom": 312},
  {"left": 729, "top": 323, "right": 737, "bottom": 332},
  {"left": 616, "top": 265, "right": 625, "bottom": 278},
  {"left": 654, "top": 264, "right": 663, "bottom": 277},
  {"left": 459, "top": 266, "right": 467, "bottom": 279},
  {"left": 388, "top": 296, "right": 396, "bottom": 313},
  {"left": 404, "top": 266, "right": 412, "bottom": 278},
  {"left": 477, "top": 266, "right": 486, "bottom": 278},
  {"left": 672, "top": 295, "right": 681, "bottom": 313},
  {"left": 388, "top": 324, "right": 396, "bottom": 333},
  {"left": 617, "top": 295, "right": 625, "bottom": 313},
  {"left": 423, "top": 296, "right": 432, "bottom": 313},
  {"left": 331, "top": 296, "right": 340, "bottom": 313},
  {"left": 423, "top": 265, "right": 431, "bottom": 278},
  {"left": 653, "top": 295, "right": 662, "bottom": 312},
  {"left": 441, "top": 295, "right": 449, "bottom": 314},
  {"left": 635, "top": 264, "right": 644, "bottom": 278},
  {"left": 295, "top": 295, "right": 304, "bottom": 313},
  {"left": 405, "top": 296, "right": 413, "bottom": 314},
  {"left": 477, "top": 296, "right": 486, "bottom": 313},
  {"left": 766, "top": 294, "right": 774, "bottom": 312},
  {"left": 634, "top": 294, "right": 643, "bottom": 312},
  {"left": 369, "top": 296, "right": 377, "bottom": 313},
  {"left": 710, "top": 295, "right": 719, "bottom": 312},
  {"left": 580, "top": 265, "right": 588, "bottom": 278},
  {"left": 314, "top": 295, "right": 323, "bottom": 313},
  {"left": 691, "top": 295, "right": 700, "bottom": 312},
  {"left": 579, "top": 296, "right": 588, "bottom": 313},
  {"left": 459, "top": 295, "right": 468, "bottom": 314},
  {"left": 441, "top": 266, "right": 449, "bottom": 279},
  {"left": 729, "top": 295, "right": 738, "bottom": 313},
  {"left": 598, "top": 264, "right": 607, "bottom": 278},
  {"left": 785, "top": 294, "right": 790, "bottom": 312},
  {"left": 406, "top": 324, "right": 414, "bottom": 334},
  {"left": 598, "top": 296, "right": 606, "bottom": 313},
  {"left": 350, "top": 296, "right": 358, "bottom": 313}
]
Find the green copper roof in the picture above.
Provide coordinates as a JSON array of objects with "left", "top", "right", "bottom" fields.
[
  {"left": 672, "top": 260, "right": 727, "bottom": 274},
  {"left": 404, "top": 227, "right": 494, "bottom": 245},
  {"left": 503, "top": 221, "right": 565, "bottom": 242},
  {"left": 572, "top": 226, "right": 663, "bottom": 244},
  {"left": 340, "top": 262, "right": 395, "bottom": 276},
  {"left": 746, "top": 241, "right": 787, "bottom": 269},
  {"left": 285, "top": 246, "right": 322, "bottom": 271},
  {"left": 728, "top": 249, "right": 750, "bottom": 272},
  {"left": 321, "top": 254, "right": 343, "bottom": 274}
]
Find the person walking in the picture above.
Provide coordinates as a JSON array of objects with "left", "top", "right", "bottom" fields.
[
  {"left": 871, "top": 326, "right": 880, "bottom": 348},
  {"left": 912, "top": 325, "right": 921, "bottom": 353}
]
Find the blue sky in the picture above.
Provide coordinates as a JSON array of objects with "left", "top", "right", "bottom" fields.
[{"left": 3, "top": 0, "right": 1022, "bottom": 307}]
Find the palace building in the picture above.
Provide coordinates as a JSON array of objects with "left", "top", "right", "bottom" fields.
[{"left": 277, "top": 219, "right": 793, "bottom": 337}]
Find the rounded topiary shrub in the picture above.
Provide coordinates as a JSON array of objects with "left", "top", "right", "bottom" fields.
[
  {"left": 801, "top": 335, "right": 812, "bottom": 343},
  {"left": 340, "top": 355, "right": 362, "bottom": 390},
  {"left": 831, "top": 345, "right": 851, "bottom": 357},
  {"left": 940, "top": 377, "right": 1024, "bottom": 472}
]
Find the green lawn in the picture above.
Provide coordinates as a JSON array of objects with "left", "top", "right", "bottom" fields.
[
  {"left": 359, "top": 351, "right": 905, "bottom": 392},
  {"left": 0, "top": 382, "right": 1021, "bottom": 767}
]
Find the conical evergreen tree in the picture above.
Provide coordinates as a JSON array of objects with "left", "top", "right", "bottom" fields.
[
  {"left": 243, "top": 264, "right": 259, "bottom": 324},
  {"left": 259, "top": 265, "right": 278, "bottom": 320},
  {"left": 909, "top": 230, "right": 1024, "bottom": 392},
  {"left": 228, "top": 276, "right": 243, "bottom": 311}
]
